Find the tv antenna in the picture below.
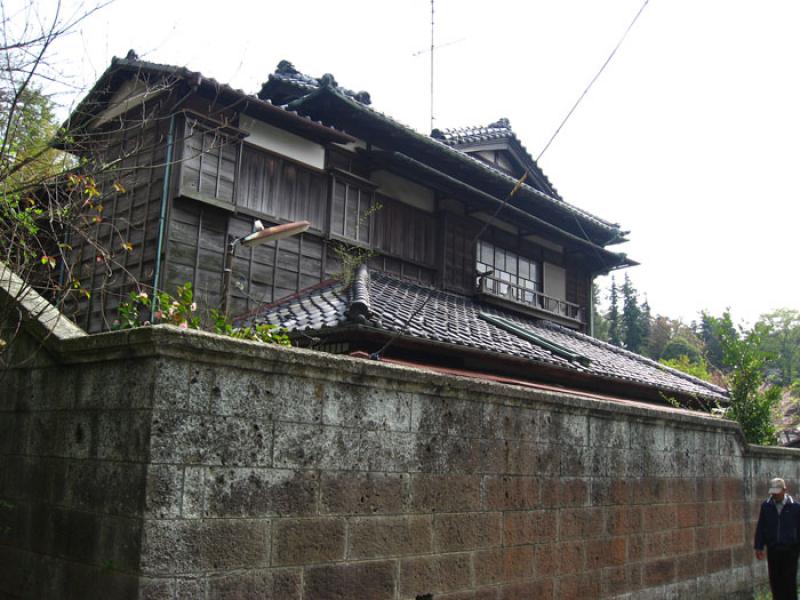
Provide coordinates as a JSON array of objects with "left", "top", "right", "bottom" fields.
[
  {"left": 429, "top": 0, "right": 435, "bottom": 133},
  {"left": 412, "top": 0, "right": 466, "bottom": 133}
]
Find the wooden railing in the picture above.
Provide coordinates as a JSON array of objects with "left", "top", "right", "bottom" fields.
[{"left": 477, "top": 275, "right": 585, "bottom": 323}]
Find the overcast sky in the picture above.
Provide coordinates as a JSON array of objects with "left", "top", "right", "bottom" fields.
[{"left": 42, "top": 0, "right": 800, "bottom": 326}]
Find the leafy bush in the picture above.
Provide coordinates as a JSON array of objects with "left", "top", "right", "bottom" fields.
[
  {"left": 113, "top": 283, "right": 291, "bottom": 346},
  {"left": 660, "top": 355, "right": 712, "bottom": 382},
  {"left": 710, "top": 311, "right": 781, "bottom": 445}
]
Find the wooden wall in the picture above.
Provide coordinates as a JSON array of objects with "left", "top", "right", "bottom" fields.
[
  {"left": 68, "top": 109, "right": 170, "bottom": 332},
  {"left": 72, "top": 105, "right": 594, "bottom": 331}
]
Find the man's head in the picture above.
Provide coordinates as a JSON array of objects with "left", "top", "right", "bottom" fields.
[{"left": 769, "top": 477, "right": 787, "bottom": 502}]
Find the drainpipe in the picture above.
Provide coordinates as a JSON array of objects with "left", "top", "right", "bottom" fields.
[{"left": 151, "top": 113, "right": 176, "bottom": 320}]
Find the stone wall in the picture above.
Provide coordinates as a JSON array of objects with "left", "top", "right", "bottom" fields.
[{"left": 1, "top": 325, "right": 798, "bottom": 599}]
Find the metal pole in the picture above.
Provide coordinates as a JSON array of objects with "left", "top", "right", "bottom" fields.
[{"left": 430, "top": 0, "right": 434, "bottom": 133}]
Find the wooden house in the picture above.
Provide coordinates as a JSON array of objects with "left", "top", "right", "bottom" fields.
[{"left": 63, "top": 54, "right": 726, "bottom": 406}]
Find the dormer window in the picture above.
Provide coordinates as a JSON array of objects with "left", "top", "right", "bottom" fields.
[
  {"left": 476, "top": 241, "right": 542, "bottom": 302},
  {"left": 476, "top": 240, "right": 584, "bottom": 326}
]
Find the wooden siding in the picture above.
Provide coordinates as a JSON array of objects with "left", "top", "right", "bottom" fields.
[
  {"left": 69, "top": 113, "right": 169, "bottom": 332},
  {"left": 178, "top": 116, "right": 238, "bottom": 204},
  {"left": 165, "top": 198, "right": 328, "bottom": 318},
  {"left": 441, "top": 212, "right": 481, "bottom": 294},
  {"left": 373, "top": 194, "right": 436, "bottom": 268},
  {"left": 238, "top": 144, "right": 328, "bottom": 228}
]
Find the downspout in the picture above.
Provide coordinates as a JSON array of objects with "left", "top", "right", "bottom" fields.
[{"left": 151, "top": 113, "right": 176, "bottom": 320}]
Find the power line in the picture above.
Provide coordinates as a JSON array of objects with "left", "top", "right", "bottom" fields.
[{"left": 537, "top": 0, "right": 651, "bottom": 162}]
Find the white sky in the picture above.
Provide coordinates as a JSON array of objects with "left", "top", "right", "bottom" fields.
[{"left": 40, "top": 0, "right": 800, "bottom": 325}]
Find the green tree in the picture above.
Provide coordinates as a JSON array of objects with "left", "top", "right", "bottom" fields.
[
  {"left": 758, "top": 308, "right": 800, "bottom": 386},
  {"left": 621, "top": 273, "right": 644, "bottom": 353},
  {"left": 660, "top": 354, "right": 712, "bottom": 382},
  {"left": 591, "top": 283, "right": 610, "bottom": 341},
  {"left": 647, "top": 315, "right": 673, "bottom": 360},
  {"left": 710, "top": 311, "right": 781, "bottom": 445},
  {"left": 700, "top": 312, "right": 727, "bottom": 371},
  {"left": 607, "top": 276, "right": 621, "bottom": 347},
  {"left": 661, "top": 335, "right": 703, "bottom": 364},
  {"left": 0, "top": 1, "right": 145, "bottom": 364},
  {"left": 639, "top": 296, "right": 652, "bottom": 356}
]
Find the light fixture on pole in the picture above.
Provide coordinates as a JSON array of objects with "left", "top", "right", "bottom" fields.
[{"left": 222, "top": 220, "right": 311, "bottom": 316}]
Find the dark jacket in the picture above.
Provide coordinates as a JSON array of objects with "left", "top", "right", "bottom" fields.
[{"left": 754, "top": 495, "right": 800, "bottom": 550}]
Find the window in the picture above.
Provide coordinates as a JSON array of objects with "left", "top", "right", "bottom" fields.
[
  {"left": 330, "top": 177, "right": 375, "bottom": 244},
  {"left": 476, "top": 240, "right": 542, "bottom": 303},
  {"left": 180, "top": 116, "right": 239, "bottom": 203}
]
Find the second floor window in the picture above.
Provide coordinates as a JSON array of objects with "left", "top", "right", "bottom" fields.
[
  {"left": 477, "top": 240, "right": 542, "bottom": 301},
  {"left": 331, "top": 178, "right": 375, "bottom": 244},
  {"left": 180, "top": 116, "right": 238, "bottom": 203}
]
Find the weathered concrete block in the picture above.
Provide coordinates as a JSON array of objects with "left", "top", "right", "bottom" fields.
[
  {"left": 556, "top": 572, "right": 601, "bottom": 599},
  {"left": 590, "top": 416, "right": 630, "bottom": 449},
  {"left": 137, "top": 576, "right": 175, "bottom": 600},
  {"left": 144, "top": 465, "right": 182, "bottom": 519},
  {"left": 76, "top": 360, "right": 155, "bottom": 410},
  {"left": 323, "top": 384, "right": 412, "bottom": 431},
  {"left": 98, "top": 412, "right": 151, "bottom": 462},
  {"left": 271, "top": 518, "right": 345, "bottom": 566},
  {"left": 153, "top": 358, "right": 193, "bottom": 411},
  {"left": 558, "top": 507, "right": 605, "bottom": 540},
  {"left": 474, "top": 546, "right": 534, "bottom": 585},
  {"left": 174, "top": 577, "right": 207, "bottom": 600},
  {"left": 141, "top": 518, "right": 270, "bottom": 573},
  {"left": 434, "top": 511, "right": 502, "bottom": 552},
  {"left": 399, "top": 553, "right": 472, "bottom": 597},
  {"left": 586, "top": 537, "right": 627, "bottom": 570},
  {"left": 320, "top": 472, "right": 408, "bottom": 515},
  {"left": 348, "top": 514, "right": 432, "bottom": 559},
  {"left": 606, "top": 505, "right": 643, "bottom": 536},
  {"left": 497, "top": 578, "right": 554, "bottom": 600},
  {"left": 642, "top": 557, "right": 676, "bottom": 586},
  {"left": 202, "top": 467, "right": 318, "bottom": 518},
  {"left": 483, "top": 476, "right": 539, "bottom": 511},
  {"left": 410, "top": 474, "right": 482, "bottom": 513},
  {"left": 303, "top": 559, "right": 395, "bottom": 600},
  {"left": 538, "top": 411, "right": 588, "bottom": 446},
  {"left": 206, "top": 568, "right": 302, "bottom": 600},
  {"left": 149, "top": 412, "right": 272, "bottom": 466},
  {"left": 560, "top": 444, "right": 592, "bottom": 477},
  {"left": 411, "top": 395, "right": 483, "bottom": 436},
  {"left": 481, "top": 403, "right": 538, "bottom": 441},
  {"left": 503, "top": 510, "right": 557, "bottom": 546},
  {"left": 181, "top": 466, "right": 205, "bottom": 518}
]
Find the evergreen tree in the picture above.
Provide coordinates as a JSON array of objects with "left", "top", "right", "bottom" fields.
[
  {"left": 640, "top": 296, "right": 652, "bottom": 357},
  {"left": 647, "top": 315, "right": 673, "bottom": 360},
  {"left": 758, "top": 309, "right": 800, "bottom": 386},
  {"left": 621, "top": 274, "right": 644, "bottom": 353},
  {"left": 701, "top": 312, "right": 728, "bottom": 371},
  {"left": 607, "top": 276, "right": 621, "bottom": 347},
  {"left": 591, "top": 283, "right": 610, "bottom": 341}
]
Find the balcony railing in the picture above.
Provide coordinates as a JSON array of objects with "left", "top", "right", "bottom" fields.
[{"left": 477, "top": 275, "right": 585, "bottom": 324}]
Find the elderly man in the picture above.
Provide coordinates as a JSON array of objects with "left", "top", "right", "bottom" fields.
[{"left": 755, "top": 478, "right": 800, "bottom": 600}]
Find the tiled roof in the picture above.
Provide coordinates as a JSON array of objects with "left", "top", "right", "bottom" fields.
[
  {"left": 434, "top": 118, "right": 517, "bottom": 145},
  {"left": 261, "top": 60, "right": 373, "bottom": 105},
  {"left": 288, "top": 85, "right": 625, "bottom": 243},
  {"left": 66, "top": 52, "right": 354, "bottom": 145},
  {"left": 249, "top": 266, "right": 728, "bottom": 404},
  {"left": 432, "top": 118, "right": 562, "bottom": 201}
]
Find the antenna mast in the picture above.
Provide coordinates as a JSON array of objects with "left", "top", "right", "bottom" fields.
[{"left": 430, "top": 0, "right": 435, "bottom": 132}]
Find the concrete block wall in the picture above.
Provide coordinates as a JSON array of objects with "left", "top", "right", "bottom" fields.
[
  {"left": 0, "top": 358, "right": 159, "bottom": 598},
  {"left": 2, "top": 326, "right": 799, "bottom": 599}
]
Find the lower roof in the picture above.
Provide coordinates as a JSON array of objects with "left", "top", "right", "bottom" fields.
[{"left": 245, "top": 266, "right": 728, "bottom": 407}]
